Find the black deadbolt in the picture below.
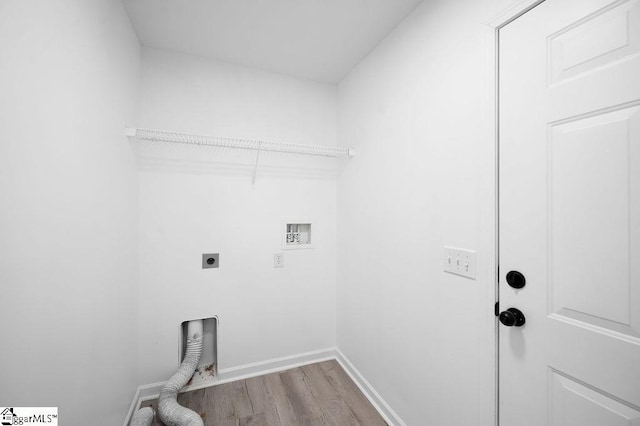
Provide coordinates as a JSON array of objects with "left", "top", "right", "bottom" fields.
[
  {"left": 207, "top": 258, "right": 216, "bottom": 265},
  {"left": 499, "top": 308, "right": 526, "bottom": 327},
  {"left": 506, "top": 270, "right": 526, "bottom": 289}
]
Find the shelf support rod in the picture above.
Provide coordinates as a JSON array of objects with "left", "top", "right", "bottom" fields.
[{"left": 252, "top": 142, "right": 262, "bottom": 186}]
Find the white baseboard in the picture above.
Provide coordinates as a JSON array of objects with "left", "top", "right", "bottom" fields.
[
  {"left": 122, "top": 386, "right": 140, "bottom": 426},
  {"left": 335, "top": 349, "right": 407, "bottom": 426},
  {"left": 215, "top": 347, "right": 337, "bottom": 385},
  {"left": 124, "top": 346, "right": 404, "bottom": 426}
]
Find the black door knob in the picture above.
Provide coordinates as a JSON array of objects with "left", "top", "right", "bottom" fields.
[
  {"left": 506, "top": 271, "right": 526, "bottom": 289},
  {"left": 499, "top": 308, "right": 526, "bottom": 327}
]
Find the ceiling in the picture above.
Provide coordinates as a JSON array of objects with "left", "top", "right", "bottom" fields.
[{"left": 123, "top": 0, "right": 423, "bottom": 83}]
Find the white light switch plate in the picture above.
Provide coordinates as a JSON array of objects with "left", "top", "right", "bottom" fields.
[{"left": 443, "top": 247, "right": 476, "bottom": 279}]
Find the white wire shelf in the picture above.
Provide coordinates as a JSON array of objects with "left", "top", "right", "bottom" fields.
[{"left": 125, "top": 127, "right": 355, "bottom": 158}]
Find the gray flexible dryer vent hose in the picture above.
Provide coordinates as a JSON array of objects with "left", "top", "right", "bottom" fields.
[
  {"left": 158, "top": 319, "right": 204, "bottom": 426},
  {"left": 130, "top": 407, "right": 154, "bottom": 426}
]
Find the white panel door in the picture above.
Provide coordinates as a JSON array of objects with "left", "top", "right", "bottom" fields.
[{"left": 499, "top": 0, "right": 640, "bottom": 425}]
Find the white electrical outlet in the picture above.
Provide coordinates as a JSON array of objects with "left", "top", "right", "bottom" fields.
[
  {"left": 273, "top": 253, "right": 284, "bottom": 268},
  {"left": 443, "top": 246, "right": 476, "bottom": 279}
]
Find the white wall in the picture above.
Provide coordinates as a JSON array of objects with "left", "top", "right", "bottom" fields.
[
  {"left": 136, "top": 49, "right": 338, "bottom": 385},
  {"left": 0, "top": 1, "right": 141, "bottom": 425},
  {"left": 336, "top": 0, "right": 514, "bottom": 424}
]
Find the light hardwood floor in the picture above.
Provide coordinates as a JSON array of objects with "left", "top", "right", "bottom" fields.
[{"left": 140, "top": 359, "right": 387, "bottom": 426}]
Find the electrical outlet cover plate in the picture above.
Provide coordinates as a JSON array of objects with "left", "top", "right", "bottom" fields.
[
  {"left": 443, "top": 247, "right": 476, "bottom": 279},
  {"left": 273, "top": 253, "right": 284, "bottom": 268},
  {"left": 202, "top": 253, "right": 219, "bottom": 269}
]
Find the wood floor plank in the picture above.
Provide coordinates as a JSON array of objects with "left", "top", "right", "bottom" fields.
[
  {"left": 300, "top": 363, "right": 337, "bottom": 402},
  {"left": 318, "top": 360, "right": 387, "bottom": 426},
  {"left": 279, "top": 367, "right": 325, "bottom": 426},
  {"left": 317, "top": 398, "right": 360, "bottom": 426},
  {"left": 202, "top": 380, "right": 254, "bottom": 426},
  {"left": 299, "top": 363, "right": 360, "bottom": 425},
  {"left": 132, "top": 361, "right": 387, "bottom": 426},
  {"left": 244, "top": 375, "right": 270, "bottom": 412},
  {"left": 238, "top": 412, "right": 273, "bottom": 426},
  {"left": 245, "top": 373, "right": 296, "bottom": 425}
]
